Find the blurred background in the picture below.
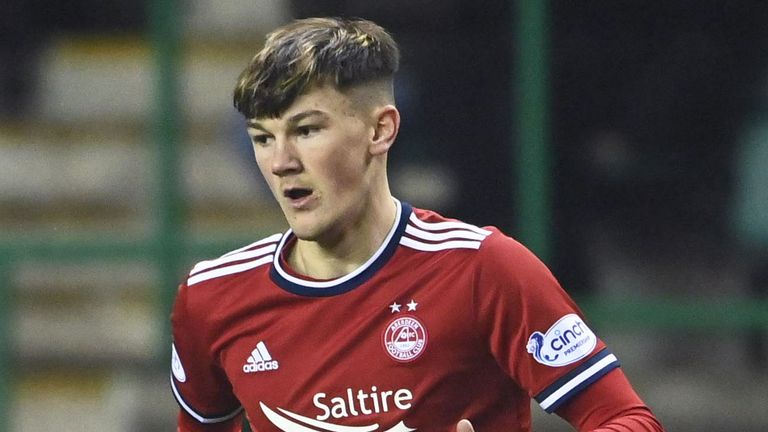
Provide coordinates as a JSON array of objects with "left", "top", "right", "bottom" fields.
[{"left": 1, "top": 0, "right": 767, "bottom": 430}]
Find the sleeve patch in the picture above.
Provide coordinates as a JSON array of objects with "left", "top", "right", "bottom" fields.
[
  {"left": 171, "top": 343, "right": 187, "bottom": 383},
  {"left": 526, "top": 313, "right": 597, "bottom": 367}
]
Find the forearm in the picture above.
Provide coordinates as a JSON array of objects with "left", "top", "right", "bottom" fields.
[
  {"left": 556, "top": 369, "right": 664, "bottom": 431},
  {"left": 589, "top": 406, "right": 664, "bottom": 432}
]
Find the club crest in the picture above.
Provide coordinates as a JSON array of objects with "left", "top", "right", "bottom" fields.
[{"left": 382, "top": 315, "right": 428, "bottom": 362}]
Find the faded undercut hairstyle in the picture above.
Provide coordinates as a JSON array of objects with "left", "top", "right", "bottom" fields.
[{"left": 233, "top": 17, "right": 400, "bottom": 119}]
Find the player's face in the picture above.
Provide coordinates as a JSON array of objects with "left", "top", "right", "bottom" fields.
[{"left": 247, "top": 85, "right": 378, "bottom": 243}]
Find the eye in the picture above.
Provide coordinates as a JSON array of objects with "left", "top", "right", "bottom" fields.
[
  {"left": 251, "top": 134, "right": 273, "bottom": 146},
  {"left": 296, "top": 125, "right": 321, "bottom": 138}
]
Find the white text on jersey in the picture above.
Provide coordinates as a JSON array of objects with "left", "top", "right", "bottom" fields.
[
  {"left": 243, "top": 341, "right": 280, "bottom": 373},
  {"left": 313, "top": 386, "right": 413, "bottom": 421}
]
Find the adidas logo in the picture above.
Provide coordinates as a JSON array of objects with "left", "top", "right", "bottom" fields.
[{"left": 243, "top": 341, "right": 279, "bottom": 373}]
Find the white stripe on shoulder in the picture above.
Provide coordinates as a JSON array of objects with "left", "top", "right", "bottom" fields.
[
  {"left": 405, "top": 224, "right": 488, "bottom": 242},
  {"left": 400, "top": 236, "right": 482, "bottom": 251},
  {"left": 220, "top": 233, "right": 283, "bottom": 258},
  {"left": 191, "top": 243, "right": 277, "bottom": 276},
  {"left": 188, "top": 255, "right": 273, "bottom": 286},
  {"left": 222, "top": 233, "right": 283, "bottom": 257},
  {"left": 409, "top": 212, "right": 492, "bottom": 236}
]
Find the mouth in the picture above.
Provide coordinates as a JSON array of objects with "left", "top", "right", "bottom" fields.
[{"left": 283, "top": 187, "right": 315, "bottom": 207}]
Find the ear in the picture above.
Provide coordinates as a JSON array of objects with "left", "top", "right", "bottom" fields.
[{"left": 369, "top": 105, "right": 400, "bottom": 156}]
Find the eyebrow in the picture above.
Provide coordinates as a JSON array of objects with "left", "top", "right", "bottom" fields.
[{"left": 247, "top": 110, "right": 329, "bottom": 131}]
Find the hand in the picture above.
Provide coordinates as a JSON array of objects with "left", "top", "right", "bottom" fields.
[{"left": 456, "top": 419, "right": 475, "bottom": 432}]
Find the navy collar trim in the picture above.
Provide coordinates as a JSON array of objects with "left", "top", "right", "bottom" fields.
[{"left": 270, "top": 200, "right": 412, "bottom": 297}]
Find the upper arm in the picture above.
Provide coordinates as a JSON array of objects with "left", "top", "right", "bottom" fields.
[
  {"left": 171, "top": 282, "right": 243, "bottom": 429},
  {"left": 473, "top": 234, "right": 618, "bottom": 412}
]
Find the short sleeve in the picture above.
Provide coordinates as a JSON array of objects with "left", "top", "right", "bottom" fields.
[
  {"left": 473, "top": 232, "right": 620, "bottom": 413},
  {"left": 171, "top": 281, "right": 243, "bottom": 425}
]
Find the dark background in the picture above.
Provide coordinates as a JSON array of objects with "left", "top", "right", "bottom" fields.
[{"left": 2, "top": 1, "right": 768, "bottom": 430}]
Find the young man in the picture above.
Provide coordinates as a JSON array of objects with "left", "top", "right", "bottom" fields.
[{"left": 170, "top": 17, "right": 664, "bottom": 431}]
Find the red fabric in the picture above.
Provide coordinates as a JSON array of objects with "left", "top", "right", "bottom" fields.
[
  {"left": 557, "top": 369, "right": 664, "bottom": 431},
  {"left": 170, "top": 204, "right": 660, "bottom": 431},
  {"left": 178, "top": 411, "right": 242, "bottom": 432}
]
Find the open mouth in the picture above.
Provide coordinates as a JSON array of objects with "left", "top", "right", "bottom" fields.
[{"left": 284, "top": 188, "right": 313, "bottom": 200}]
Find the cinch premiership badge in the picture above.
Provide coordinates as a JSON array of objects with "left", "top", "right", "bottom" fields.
[
  {"left": 383, "top": 315, "right": 428, "bottom": 362},
  {"left": 526, "top": 314, "right": 597, "bottom": 367}
]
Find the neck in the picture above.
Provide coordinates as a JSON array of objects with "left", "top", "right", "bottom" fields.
[{"left": 290, "top": 195, "right": 398, "bottom": 280}]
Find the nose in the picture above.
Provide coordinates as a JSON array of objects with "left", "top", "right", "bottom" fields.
[{"left": 270, "top": 138, "right": 302, "bottom": 176}]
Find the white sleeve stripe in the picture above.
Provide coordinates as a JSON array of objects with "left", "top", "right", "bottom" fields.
[
  {"left": 170, "top": 373, "right": 243, "bottom": 424},
  {"left": 400, "top": 236, "right": 482, "bottom": 251},
  {"left": 409, "top": 212, "right": 492, "bottom": 235},
  {"left": 538, "top": 354, "right": 619, "bottom": 411},
  {"left": 405, "top": 224, "right": 488, "bottom": 242},
  {"left": 190, "top": 244, "right": 277, "bottom": 276},
  {"left": 188, "top": 255, "right": 273, "bottom": 286},
  {"left": 220, "top": 233, "right": 283, "bottom": 258}
]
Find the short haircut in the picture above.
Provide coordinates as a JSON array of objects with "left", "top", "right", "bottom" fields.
[{"left": 233, "top": 17, "right": 400, "bottom": 119}]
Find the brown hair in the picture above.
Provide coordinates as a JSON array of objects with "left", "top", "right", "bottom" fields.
[{"left": 233, "top": 17, "right": 400, "bottom": 119}]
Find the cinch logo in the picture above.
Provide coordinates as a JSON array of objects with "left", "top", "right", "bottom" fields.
[
  {"left": 243, "top": 341, "right": 279, "bottom": 373},
  {"left": 526, "top": 314, "right": 597, "bottom": 367}
]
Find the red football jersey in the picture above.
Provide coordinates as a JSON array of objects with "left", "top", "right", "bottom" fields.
[{"left": 170, "top": 200, "right": 620, "bottom": 431}]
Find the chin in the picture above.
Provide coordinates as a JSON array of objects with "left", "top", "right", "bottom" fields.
[
  {"left": 285, "top": 209, "right": 342, "bottom": 243},
  {"left": 289, "top": 228, "right": 318, "bottom": 241},
  {"left": 289, "top": 219, "right": 344, "bottom": 245},
  {"left": 281, "top": 209, "right": 316, "bottom": 237},
  {"left": 286, "top": 220, "right": 323, "bottom": 241}
]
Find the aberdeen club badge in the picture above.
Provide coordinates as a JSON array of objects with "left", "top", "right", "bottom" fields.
[{"left": 382, "top": 315, "right": 428, "bottom": 362}]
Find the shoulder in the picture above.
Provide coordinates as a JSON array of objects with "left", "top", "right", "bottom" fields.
[
  {"left": 402, "top": 207, "right": 555, "bottom": 291},
  {"left": 402, "top": 207, "right": 532, "bottom": 259},
  {"left": 172, "top": 232, "right": 285, "bottom": 347},
  {"left": 399, "top": 207, "right": 495, "bottom": 252},
  {"left": 185, "top": 232, "right": 284, "bottom": 287}
]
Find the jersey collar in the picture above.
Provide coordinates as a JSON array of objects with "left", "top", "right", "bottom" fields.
[{"left": 270, "top": 199, "right": 412, "bottom": 297}]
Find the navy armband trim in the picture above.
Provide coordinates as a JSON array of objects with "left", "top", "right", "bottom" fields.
[
  {"left": 170, "top": 373, "right": 243, "bottom": 424},
  {"left": 535, "top": 348, "right": 620, "bottom": 413}
]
